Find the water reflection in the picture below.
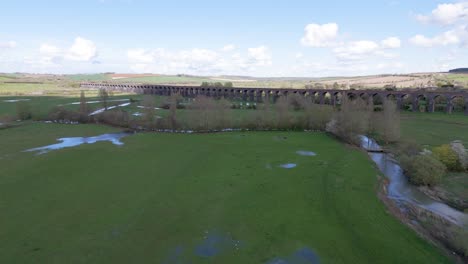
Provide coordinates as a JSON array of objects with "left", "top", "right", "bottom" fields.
[
  {"left": 25, "top": 133, "right": 128, "bottom": 154},
  {"left": 296, "top": 150, "right": 317, "bottom": 156},
  {"left": 280, "top": 163, "right": 297, "bottom": 169}
]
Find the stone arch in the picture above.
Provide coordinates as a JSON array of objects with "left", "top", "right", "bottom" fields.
[
  {"left": 450, "top": 95, "right": 465, "bottom": 114},
  {"left": 412, "top": 94, "right": 427, "bottom": 112},
  {"left": 346, "top": 92, "right": 357, "bottom": 100},
  {"left": 430, "top": 94, "right": 444, "bottom": 112}
]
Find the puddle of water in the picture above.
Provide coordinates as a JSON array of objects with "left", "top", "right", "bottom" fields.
[
  {"left": 194, "top": 231, "right": 242, "bottom": 258},
  {"left": 69, "top": 99, "right": 129, "bottom": 105},
  {"left": 3, "top": 99, "right": 30, "bottom": 103},
  {"left": 132, "top": 112, "right": 143, "bottom": 116},
  {"left": 89, "top": 102, "right": 131, "bottom": 116},
  {"left": 25, "top": 133, "right": 129, "bottom": 155},
  {"left": 361, "top": 136, "right": 468, "bottom": 227},
  {"left": 137, "top": 106, "right": 161, "bottom": 110},
  {"left": 163, "top": 246, "right": 185, "bottom": 264},
  {"left": 279, "top": 163, "right": 297, "bottom": 169},
  {"left": 296, "top": 151, "right": 316, "bottom": 156},
  {"left": 267, "top": 247, "right": 320, "bottom": 264}
]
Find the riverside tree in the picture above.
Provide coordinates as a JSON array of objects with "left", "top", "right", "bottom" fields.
[
  {"left": 142, "top": 94, "right": 156, "bottom": 127},
  {"left": 78, "top": 91, "right": 89, "bottom": 122},
  {"left": 99, "top": 88, "right": 109, "bottom": 110}
]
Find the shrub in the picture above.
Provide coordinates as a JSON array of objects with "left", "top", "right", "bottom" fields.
[
  {"left": 432, "top": 144, "right": 464, "bottom": 171},
  {"left": 449, "top": 140, "right": 468, "bottom": 170},
  {"left": 16, "top": 101, "right": 32, "bottom": 120},
  {"left": 48, "top": 106, "right": 80, "bottom": 122},
  {"left": 394, "top": 140, "right": 422, "bottom": 157},
  {"left": 402, "top": 154, "right": 446, "bottom": 186},
  {"left": 98, "top": 109, "right": 130, "bottom": 127}
]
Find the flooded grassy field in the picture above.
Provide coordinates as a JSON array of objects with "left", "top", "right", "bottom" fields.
[{"left": 0, "top": 123, "right": 450, "bottom": 263}]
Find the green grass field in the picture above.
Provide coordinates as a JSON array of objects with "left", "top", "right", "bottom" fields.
[
  {"left": 401, "top": 112, "right": 468, "bottom": 147},
  {"left": 0, "top": 123, "right": 449, "bottom": 263}
]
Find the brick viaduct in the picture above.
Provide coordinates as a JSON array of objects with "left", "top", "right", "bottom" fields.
[{"left": 80, "top": 83, "right": 468, "bottom": 115}]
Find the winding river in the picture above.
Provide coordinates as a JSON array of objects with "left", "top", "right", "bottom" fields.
[{"left": 360, "top": 136, "right": 468, "bottom": 228}]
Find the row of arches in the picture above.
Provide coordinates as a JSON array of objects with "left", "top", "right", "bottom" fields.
[{"left": 80, "top": 83, "right": 468, "bottom": 115}]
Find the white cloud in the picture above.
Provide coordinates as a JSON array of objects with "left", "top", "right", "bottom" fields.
[
  {"left": 295, "top": 52, "right": 304, "bottom": 59},
  {"left": 221, "top": 44, "right": 236, "bottom": 51},
  {"left": 40, "top": 44, "right": 61, "bottom": 55},
  {"left": 333, "top": 41, "right": 380, "bottom": 60},
  {"left": 301, "top": 23, "right": 339, "bottom": 47},
  {"left": 381, "top": 37, "right": 401, "bottom": 49},
  {"left": 247, "top": 46, "right": 272, "bottom": 66},
  {"left": 126, "top": 46, "right": 273, "bottom": 75},
  {"left": 0, "top": 41, "right": 17, "bottom": 49},
  {"left": 127, "top": 48, "right": 156, "bottom": 63},
  {"left": 416, "top": 2, "right": 468, "bottom": 25},
  {"left": 65, "top": 37, "right": 98, "bottom": 61},
  {"left": 376, "top": 61, "right": 404, "bottom": 70},
  {"left": 409, "top": 27, "right": 466, "bottom": 47}
]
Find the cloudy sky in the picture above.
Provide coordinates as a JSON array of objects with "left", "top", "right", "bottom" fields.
[{"left": 1, "top": 0, "right": 467, "bottom": 76}]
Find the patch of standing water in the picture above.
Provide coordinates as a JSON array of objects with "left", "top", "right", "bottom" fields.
[
  {"left": 266, "top": 247, "right": 320, "bottom": 264},
  {"left": 163, "top": 230, "right": 243, "bottom": 262},
  {"left": 194, "top": 230, "right": 243, "bottom": 257},
  {"left": 132, "top": 112, "right": 143, "bottom": 116},
  {"left": 25, "top": 133, "right": 129, "bottom": 155},
  {"left": 360, "top": 136, "right": 468, "bottom": 227},
  {"left": 296, "top": 150, "right": 317, "bottom": 156},
  {"left": 89, "top": 102, "right": 131, "bottom": 116},
  {"left": 3, "top": 99, "right": 30, "bottom": 103},
  {"left": 280, "top": 163, "right": 297, "bottom": 169},
  {"left": 137, "top": 106, "right": 161, "bottom": 110},
  {"left": 68, "top": 98, "right": 130, "bottom": 105}
]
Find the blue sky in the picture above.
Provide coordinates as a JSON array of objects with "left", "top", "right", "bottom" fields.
[{"left": 1, "top": 0, "right": 467, "bottom": 76}]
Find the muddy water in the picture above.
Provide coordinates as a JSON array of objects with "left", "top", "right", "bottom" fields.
[
  {"left": 361, "top": 136, "right": 468, "bottom": 227},
  {"left": 25, "top": 133, "right": 129, "bottom": 154}
]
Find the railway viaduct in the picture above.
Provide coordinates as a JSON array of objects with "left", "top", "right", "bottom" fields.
[{"left": 81, "top": 83, "right": 468, "bottom": 115}]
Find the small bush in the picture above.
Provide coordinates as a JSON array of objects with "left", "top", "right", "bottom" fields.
[
  {"left": 432, "top": 144, "right": 464, "bottom": 171},
  {"left": 394, "top": 140, "right": 422, "bottom": 157},
  {"left": 402, "top": 154, "right": 446, "bottom": 186},
  {"left": 98, "top": 110, "right": 130, "bottom": 127},
  {"left": 48, "top": 106, "right": 80, "bottom": 122},
  {"left": 16, "top": 101, "right": 32, "bottom": 120}
]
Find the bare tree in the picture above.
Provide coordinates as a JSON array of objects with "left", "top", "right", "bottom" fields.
[
  {"left": 142, "top": 94, "right": 156, "bottom": 127},
  {"left": 187, "top": 95, "right": 212, "bottom": 130},
  {"left": 374, "top": 99, "right": 401, "bottom": 143},
  {"left": 79, "top": 91, "right": 89, "bottom": 122},
  {"left": 327, "top": 96, "right": 370, "bottom": 145},
  {"left": 168, "top": 93, "right": 181, "bottom": 130},
  {"left": 214, "top": 98, "right": 232, "bottom": 129},
  {"left": 99, "top": 88, "right": 109, "bottom": 110},
  {"left": 275, "top": 96, "right": 292, "bottom": 129}
]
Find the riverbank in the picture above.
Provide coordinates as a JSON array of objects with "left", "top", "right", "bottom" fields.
[{"left": 362, "top": 136, "right": 468, "bottom": 262}]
